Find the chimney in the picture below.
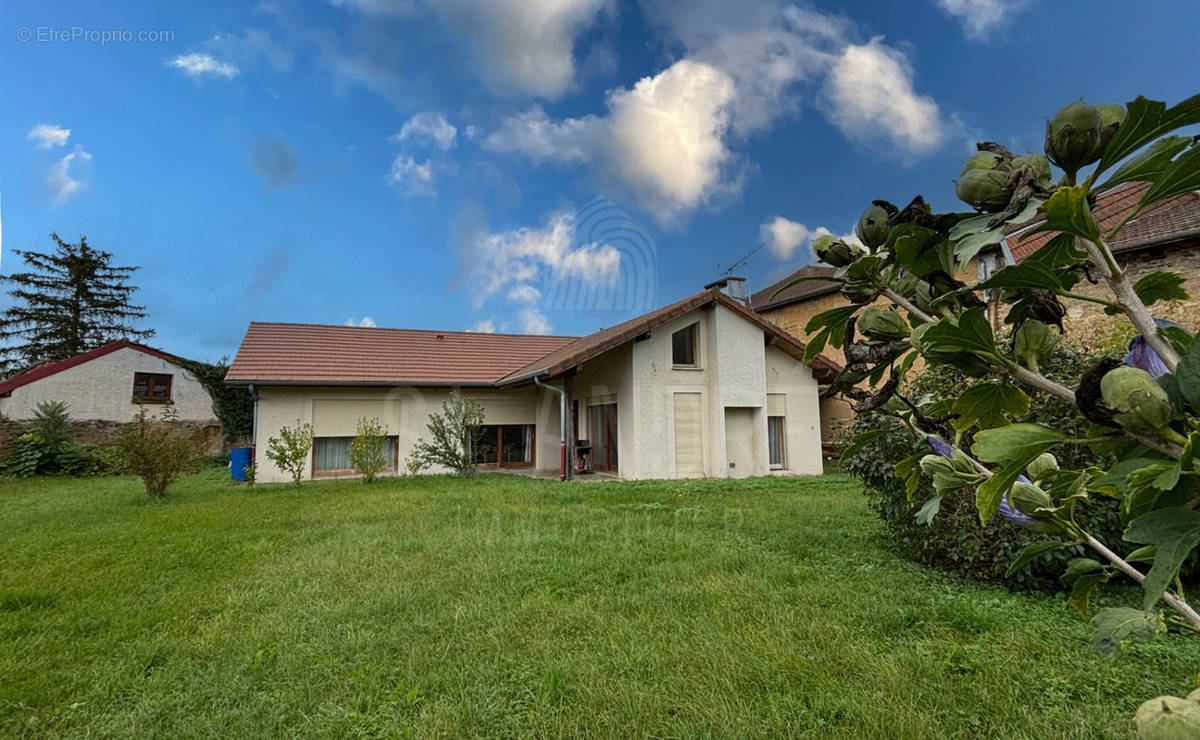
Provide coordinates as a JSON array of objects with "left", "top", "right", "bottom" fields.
[{"left": 704, "top": 276, "right": 748, "bottom": 304}]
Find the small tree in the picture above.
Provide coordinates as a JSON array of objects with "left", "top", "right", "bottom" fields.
[
  {"left": 407, "top": 392, "right": 485, "bottom": 477},
  {"left": 265, "top": 421, "right": 313, "bottom": 486},
  {"left": 349, "top": 416, "right": 390, "bottom": 483},
  {"left": 117, "top": 403, "right": 201, "bottom": 498}
]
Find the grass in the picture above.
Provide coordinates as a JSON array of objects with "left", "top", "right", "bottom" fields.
[{"left": 1, "top": 471, "right": 1198, "bottom": 738}]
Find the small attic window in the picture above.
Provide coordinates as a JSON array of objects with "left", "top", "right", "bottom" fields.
[
  {"left": 133, "top": 372, "right": 172, "bottom": 403},
  {"left": 672, "top": 323, "right": 698, "bottom": 368}
]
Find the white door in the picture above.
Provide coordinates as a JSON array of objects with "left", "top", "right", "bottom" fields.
[{"left": 673, "top": 392, "right": 705, "bottom": 477}]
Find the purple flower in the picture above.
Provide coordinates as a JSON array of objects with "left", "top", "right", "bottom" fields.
[
  {"left": 1124, "top": 318, "right": 1189, "bottom": 378},
  {"left": 925, "top": 435, "right": 1034, "bottom": 527}
]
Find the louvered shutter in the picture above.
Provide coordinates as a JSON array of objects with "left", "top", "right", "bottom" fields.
[
  {"left": 673, "top": 392, "right": 705, "bottom": 477},
  {"left": 766, "top": 393, "right": 786, "bottom": 417}
]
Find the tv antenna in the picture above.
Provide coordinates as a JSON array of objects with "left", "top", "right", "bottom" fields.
[{"left": 716, "top": 241, "right": 765, "bottom": 278}]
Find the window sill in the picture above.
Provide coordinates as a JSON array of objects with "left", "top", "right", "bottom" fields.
[
  {"left": 132, "top": 398, "right": 171, "bottom": 404},
  {"left": 671, "top": 365, "right": 703, "bottom": 371}
]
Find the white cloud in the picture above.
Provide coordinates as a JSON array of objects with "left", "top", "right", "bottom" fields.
[
  {"left": 483, "top": 3, "right": 947, "bottom": 222},
  {"left": 26, "top": 124, "right": 71, "bottom": 150},
  {"left": 935, "top": 0, "right": 1027, "bottom": 40},
  {"left": 465, "top": 207, "right": 624, "bottom": 311},
  {"left": 468, "top": 318, "right": 498, "bottom": 333},
  {"left": 760, "top": 217, "right": 811, "bottom": 260},
  {"left": 386, "top": 155, "right": 435, "bottom": 195},
  {"left": 391, "top": 111, "right": 458, "bottom": 150},
  {"left": 344, "top": 316, "right": 378, "bottom": 327},
  {"left": 425, "top": 0, "right": 609, "bottom": 98},
  {"left": 46, "top": 145, "right": 92, "bottom": 203},
  {"left": 824, "top": 38, "right": 944, "bottom": 157},
  {"left": 519, "top": 307, "right": 553, "bottom": 335},
  {"left": 484, "top": 60, "right": 737, "bottom": 225},
  {"left": 168, "top": 53, "right": 239, "bottom": 80}
]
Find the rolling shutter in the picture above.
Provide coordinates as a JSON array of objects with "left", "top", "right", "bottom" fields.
[
  {"left": 312, "top": 399, "right": 401, "bottom": 437},
  {"left": 673, "top": 392, "right": 705, "bottom": 478},
  {"left": 767, "top": 393, "right": 786, "bottom": 417}
]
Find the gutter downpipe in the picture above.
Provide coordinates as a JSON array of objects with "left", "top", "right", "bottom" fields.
[
  {"left": 248, "top": 383, "right": 258, "bottom": 465},
  {"left": 533, "top": 373, "right": 567, "bottom": 482}
]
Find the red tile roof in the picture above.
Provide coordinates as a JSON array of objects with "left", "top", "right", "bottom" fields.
[
  {"left": 749, "top": 265, "right": 839, "bottom": 311},
  {"left": 225, "top": 323, "right": 579, "bottom": 386},
  {"left": 1007, "top": 182, "right": 1200, "bottom": 262},
  {"left": 0, "top": 340, "right": 186, "bottom": 396},
  {"left": 227, "top": 289, "right": 841, "bottom": 388}
]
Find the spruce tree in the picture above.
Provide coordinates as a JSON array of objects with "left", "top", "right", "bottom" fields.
[{"left": 0, "top": 233, "right": 153, "bottom": 373}]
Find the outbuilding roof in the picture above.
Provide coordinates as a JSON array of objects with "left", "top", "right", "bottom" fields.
[
  {"left": 0, "top": 340, "right": 186, "bottom": 396},
  {"left": 748, "top": 265, "right": 840, "bottom": 312},
  {"left": 227, "top": 287, "right": 841, "bottom": 388}
]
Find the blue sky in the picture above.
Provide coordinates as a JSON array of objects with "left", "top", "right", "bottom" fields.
[{"left": 1, "top": 0, "right": 1197, "bottom": 362}]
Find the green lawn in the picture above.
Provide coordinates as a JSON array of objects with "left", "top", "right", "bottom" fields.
[{"left": 2, "top": 471, "right": 1197, "bottom": 738}]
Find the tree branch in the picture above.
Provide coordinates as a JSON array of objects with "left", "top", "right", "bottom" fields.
[{"left": 1079, "top": 237, "right": 1180, "bottom": 372}]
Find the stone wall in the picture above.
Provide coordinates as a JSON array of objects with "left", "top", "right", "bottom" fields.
[{"left": 0, "top": 418, "right": 226, "bottom": 460}]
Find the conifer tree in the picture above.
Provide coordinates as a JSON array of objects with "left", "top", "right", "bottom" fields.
[{"left": 0, "top": 233, "right": 153, "bottom": 373}]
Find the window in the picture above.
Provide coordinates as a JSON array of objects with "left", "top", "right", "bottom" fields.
[
  {"left": 473, "top": 424, "right": 535, "bottom": 467},
  {"left": 132, "top": 372, "right": 172, "bottom": 403},
  {"left": 768, "top": 416, "right": 786, "bottom": 468},
  {"left": 671, "top": 323, "right": 698, "bottom": 367},
  {"left": 313, "top": 436, "right": 398, "bottom": 475}
]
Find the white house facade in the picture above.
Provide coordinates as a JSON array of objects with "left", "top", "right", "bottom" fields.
[
  {"left": 0, "top": 341, "right": 218, "bottom": 423},
  {"left": 226, "top": 282, "right": 840, "bottom": 484}
]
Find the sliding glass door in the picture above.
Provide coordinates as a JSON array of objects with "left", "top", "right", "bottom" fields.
[
  {"left": 588, "top": 403, "right": 618, "bottom": 472},
  {"left": 474, "top": 424, "right": 536, "bottom": 468}
]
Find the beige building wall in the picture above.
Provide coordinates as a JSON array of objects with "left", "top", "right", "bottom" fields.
[{"left": 0, "top": 347, "right": 216, "bottom": 422}]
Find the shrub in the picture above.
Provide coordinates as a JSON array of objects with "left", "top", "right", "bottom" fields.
[
  {"left": 117, "top": 404, "right": 202, "bottom": 498},
  {"left": 265, "top": 421, "right": 313, "bottom": 486},
  {"left": 844, "top": 345, "right": 1128, "bottom": 590},
  {"left": 407, "top": 392, "right": 485, "bottom": 477},
  {"left": 2, "top": 400, "right": 100, "bottom": 477},
  {"left": 349, "top": 417, "right": 390, "bottom": 483}
]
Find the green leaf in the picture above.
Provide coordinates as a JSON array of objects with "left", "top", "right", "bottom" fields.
[
  {"left": 803, "top": 327, "right": 830, "bottom": 364},
  {"left": 1124, "top": 507, "right": 1200, "bottom": 611},
  {"left": 840, "top": 429, "right": 890, "bottom": 464},
  {"left": 954, "top": 228, "right": 1005, "bottom": 267},
  {"left": 1177, "top": 341, "right": 1200, "bottom": 412},
  {"left": 1005, "top": 541, "right": 1072, "bottom": 578},
  {"left": 1126, "top": 545, "right": 1157, "bottom": 564},
  {"left": 1067, "top": 572, "right": 1109, "bottom": 620},
  {"left": 1097, "top": 94, "right": 1200, "bottom": 174},
  {"left": 1090, "top": 606, "right": 1165, "bottom": 655},
  {"left": 1029, "top": 186, "right": 1101, "bottom": 244},
  {"left": 975, "top": 262, "right": 1065, "bottom": 293},
  {"left": 952, "top": 382, "right": 1031, "bottom": 431},
  {"left": 1141, "top": 145, "right": 1200, "bottom": 208},
  {"left": 1062, "top": 557, "right": 1104, "bottom": 581},
  {"left": 1131, "top": 271, "right": 1189, "bottom": 310},
  {"left": 804, "top": 304, "right": 857, "bottom": 336},
  {"left": 889, "top": 224, "right": 954, "bottom": 280},
  {"left": 972, "top": 423, "right": 1066, "bottom": 463},
  {"left": 914, "top": 496, "right": 941, "bottom": 525},
  {"left": 1098, "top": 135, "right": 1193, "bottom": 191},
  {"left": 1022, "top": 232, "right": 1086, "bottom": 269},
  {"left": 921, "top": 308, "right": 997, "bottom": 357}
]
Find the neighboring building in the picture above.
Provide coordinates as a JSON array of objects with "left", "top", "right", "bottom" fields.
[
  {"left": 226, "top": 281, "right": 840, "bottom": 483},
  {"left": 0, "top": 340, "right": 218, "bottom": 423},
  {"left": 751, "top": 183, "right": 1200, "bottom": 439}
]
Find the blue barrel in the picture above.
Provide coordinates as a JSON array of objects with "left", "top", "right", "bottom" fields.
[{"left": 230, "top": 447, "right": 253, "bottom": 481}]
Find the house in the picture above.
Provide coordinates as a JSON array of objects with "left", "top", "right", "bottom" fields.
[
  {"left": 0, "top": 340, "right": 222, "bottom": 451},
  {"left": 225, "top": 280, "right": 840, "bottom": 483},
  {"left": 0, "top": 340, "right": 218, "bottom": 422},
  {"left": 750, "top": 182, "right": 1200, "bottom": 438}
]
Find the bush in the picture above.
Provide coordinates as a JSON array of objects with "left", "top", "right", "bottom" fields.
[
  {"left": 265, "top": 421, "right": 313, "bottom": 486},
  {"left": 350, "top": 417, "right": 390, "bottom": 483},
  {"left": 117, "top": 404, "right": 203, "bottom": 498},
  {"left": 844, "top": 345, "right": 1129, "bottom": 590},
  {"left": 407, "top": 392, "right": 485, "bottom": 477},
  {"left": 2, "top": 400, "right": 101, "bottom": 477}
]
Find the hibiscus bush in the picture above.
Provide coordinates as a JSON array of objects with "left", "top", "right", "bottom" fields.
[{"left": 791, "top": 93, "right": 1200, "bottom": 694}]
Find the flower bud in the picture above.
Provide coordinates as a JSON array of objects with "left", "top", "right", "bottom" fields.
[
  {"left": 956, "top": 168, "right": 1014, "bottom": 212},
  {"left": 1100, "top": 366, "right": 1174, "bottom": 437},
  {"left": 1010, "top": 481, "right": 1054, "bottom": 517},
  {"left": 1013, "top": 320, "right": 1059, "bottom": 371},
  {"left": 814, "top": 235, "right": 861, "bottom": 268},
  {"left": 855, "top": 205, "right": 891, "bottom": 250},
  {"left": 857, "top": 307, "right": 909, "bottom": 343},
  {"left": 1026, "top": 452, "right": 1059, "bottom": 482},
  {"left": 1045, "top": 101, "right": 1102, "bottom": 175},
  {"left": 1011, "top": 152, "right": 1053, "bottom": 187},
  {"left": 1092, "top": 103, "right": 1125, "bottom": 160}
]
